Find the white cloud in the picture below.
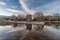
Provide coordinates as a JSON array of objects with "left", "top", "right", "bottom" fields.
[
  {"left": 41, "top": 1, "right": 60, "bottom": 15},
  {"left": 19, "top": 0, "right": 60, "bottom": 15},
  {"left": 19, "top": 0, "right": 36, "bottom": 14},
  {"left": 35, "top": 1, "right": 60, "bottom": 12},
  {"left": 11, "top": 6, "right": 18, "bottom": 9},
  {"left": 0, "top": 1, "right": 6, "bottom": 6},
  {"left": 6, "top": 8, "right": 27, "bottom": 15},
  {"left": 0, "top": 8, "right": 12, "bottom": 16},
  {"left": 19, "top": 0, "right": 29, "bottom": 12},
  {"left": 6, "top": 8, "right": 21, "bottom": 13}
]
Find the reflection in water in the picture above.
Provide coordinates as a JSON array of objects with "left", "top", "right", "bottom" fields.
[
  {"left": 0, "top": 25, "right": 60, "bottom": 40},
  {"left": 42, "top": 26, "right": 60, "bottom": 40},
  {"left": 0, "top": 26, "right": 13, "bottom": 35},
  {"left": 53, "top": 25, "right": 60, "bottom": 30},
  {"left": 0, "top": 26, "right": 14, "bottom": 40}
]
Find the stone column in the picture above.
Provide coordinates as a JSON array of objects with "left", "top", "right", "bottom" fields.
[{"left": 26, "top": 14, "right": 32, "bottom": 31}]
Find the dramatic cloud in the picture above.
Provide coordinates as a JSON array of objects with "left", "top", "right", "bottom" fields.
[
  {"left": 34, "top": 1, "right": 60, "bottom": 15},
  {"left": 19, "top": 0, "right": 29, "bottom": 12},
  {"left": 19, "top": 0, "right": 60, "bottom": 15},
  {"left": 6, "top": 8, "right": 27, "bottom": 15},
  {"left": 0, "top": 1, "right": 6, "bottom": 6},
  {"left": 0, "top": 8, "right": 12, "bottom": 16},
  {"left": 0, "top": 0, "right": 60, "bottom": 16},
  {"left": 19, "top": 0, "right": 36, "bottom": 14},
  {"left": 6, "top": 8, "right": 22, "bottom": 13},
  {"left": 36, "top": 1, "right": 60, "bottom": 12}
]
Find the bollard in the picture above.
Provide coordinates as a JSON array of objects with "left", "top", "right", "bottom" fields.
[{"left": 26, "top": 14, "right": 32, "bottom": 31}]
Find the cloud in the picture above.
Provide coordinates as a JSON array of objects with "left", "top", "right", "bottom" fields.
[
  {"left": 0, "top": 8, "right": 12, "bottom": 16},
  {"left": 11, "top": 6, "right": 18, "bottom": 9},
  {"left": 19, "top": 0, "right": 29, "bottom": 12},
  {"left": 35, "top": 1, "right": 60, "bottom": 12},
  {"left": 6, "top": 8, "right": 22, "bottom": 13},
  {"left": 42, "top": 1, "right": 60, "bottom": 15},
  {"left": 19, "top": 0, "right": 60, "bottom": 15},
  {"left": 33, "top": 1, "right": 60, "bottom": 15},
  {"left": 19, "top": 0, "right": 36, "bottom": 14},
  {"left": 0, "top": 1, "right": 6, "bottom": 6},
  {"left": 6, "top": 8, "right": 27, "bottom": 15}
]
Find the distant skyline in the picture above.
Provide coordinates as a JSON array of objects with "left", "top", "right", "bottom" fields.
[{"left": 0, "top": 0, "right": 60, "bottom": 16}]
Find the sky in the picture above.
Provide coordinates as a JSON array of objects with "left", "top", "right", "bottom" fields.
[{"left": 0, "top": 0, "right": 60, "bottom": 16}]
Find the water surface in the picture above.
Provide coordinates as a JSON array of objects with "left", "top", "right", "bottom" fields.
[{"left": 0, "top": 25, "right": 60, "bottom": 40}]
